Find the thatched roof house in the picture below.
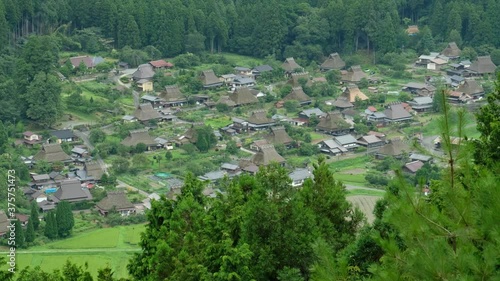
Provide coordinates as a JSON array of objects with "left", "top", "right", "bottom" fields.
[
  {"left": 134, "top": 103, "right": 162, "bottom": 122},
  {"left": 468, "top": 56, "right": 496, "bottom": 75},
  {"left": 456, "top": 79, "right": 485, "bottom": 98},
  {"left": 342, "top": 86, "right": 368, "bottom": 102},
  {"left": 247, "top": 110, "right": 275, "bottom": 130},
  {"left": 332, "top": 97, "right": 354, "bottom": 109},
  {"left": 265, "top": 126, "right": 293, "bottom": 146},
  {"left": 316, "top": 112, "right": 351, "bottom": 135},
  {"left": 34, "top": 143, "right": 72, "bottom": 163},
  {"left": 199, "top": 70, "right": 223, "bottom": 88},
  {"left": 159, "top": 85, "right": 187, "bottom": 105},
  {"left": 320, "top": 53, "right": 346, "bottom": 71},
  {"left": 282, "top": 57, "right": 302, "bottom": 73},
  {"left": 283, "top": 86, "right": 312, "bottom": 105},
  {"left": 96, "top": 191, "right": 135, "bottom": 216},
  {"left": 229, "top": 88, "right": 259, "bottom": 106},
  {"left": 251, "top": 145, "right": 286, "bottom": 166},
  {"left": 132, "top": 64, "right": 155, "bottom": 81},
  {"left": 84, "top": 161, "right": 104, "bottom": 181},
  {"left": 341, "top": 65, "right": 367, "bottom": 83},
  {"left": 376, "top": 139, "right": 411, "bottom": 158},
  {"left": 121, "top": 129, "right": 157, "bottom": 148},
  {"left": 289, "top": 72, "right": 312, "bottom": 87},
  {"left": 441, "top": 42, "right": 461, "bottom": 58}
]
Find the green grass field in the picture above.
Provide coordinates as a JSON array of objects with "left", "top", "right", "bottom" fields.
[
  {"left": 347, "top": 188, "right": 385, "bottom": 197},
  {"left": 2, "top": 225, "right": 146, "bottom": 279},
  {"left": 205, "top": 116, "right": 233, "bottom": 129},
  {"left": 333, "top": 173, "right": 368, "bottom": 186}
]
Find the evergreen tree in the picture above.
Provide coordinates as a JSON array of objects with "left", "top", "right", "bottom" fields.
[
  {"left": 24, "top": 72, "right": 62, "bottom": 127},
  {"left": 56, "top": 201, "right": 74, "bottom": 238},
  {"left": 0, "top": 120, "right": 8, "bottom": 154},
  {"left": 14, "top": 219, "right": 25, "bottom": 248},
  {"left": 30, "top": 201, "right": 40, "bottom": 230},
  {"left": 25, "top": 218, "right": 35, "bottom": 243},
  {"left": 44, "top": 211, "right": 57, "bottom": 239}
]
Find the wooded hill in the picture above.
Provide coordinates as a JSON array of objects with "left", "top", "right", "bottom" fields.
[{"left": 0, "top": 0, "right": 499, "bottom": 60}]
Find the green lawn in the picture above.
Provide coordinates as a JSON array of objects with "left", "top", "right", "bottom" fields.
[
  {"left": 2, "top": 224, "right": 146, "bottom": 279},
  {"left": 205, "top": 116, "right": 233, "bottom": 129},
  {"left": 333, "top": 173, "right": 368, "bottom": 186}
]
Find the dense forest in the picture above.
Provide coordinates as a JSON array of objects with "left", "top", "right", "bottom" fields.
[{"left": 0, "top": 0, "right": 500, "bottom": 61}]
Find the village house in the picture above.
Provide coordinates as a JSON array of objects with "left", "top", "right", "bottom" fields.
[
  {"left": 23, "top": 131, "right": 42, "bottom": 146},
  {"left": 246, "top": 110, "right": 276, "bottom": 130},
  {"left": 289, "top": 168, "right": 314, "bottom": 187},
  {"left": 132, "top": 64, "right": 155, "bottom": 92},
  {"left": 249, "top": 139, "right": 269, "bottom": 152},
  {"left": 466, "top": 56, "right": 497, "bottom": 76},
  {"left": 34, "top": 143, "right": 72, "bottom": 164},
  {"left": 250, "top": 144, "right": 286, "bottom": 166},
  {"left": 402, "top": 82, "right": 436, "bottom": 96},
  {"left": 404, "top": 160, "right": 425, "bottom": 174},
  {"left": 265, "top": 126, "right": 294, "bottom": 147},
  {"left": 228, "top": 87, "right": 259, "bottom": 106},
  {"left": 407, "top": 96, "right": 433, "bottom": 112},
  {"left": 341, "top": 108, "right": 358, "bottom": 121},
  {"left": 456, "top": 79, "right": 485, "bottom": 99},
  {"left": 30, "top": 173, "right": 55, "bottom": 189},
  {"left": 406, "top": 25, "right": 419, "bottom": 35},
  {"left": 449, "top": 75, "right": 465, "bottom": 87},
  {"left": 158, "top": 85, "right": 188, "bottom": 107},
  {"left": 252, "top": 65, "right": 274, "bottom": 77},
  {"left": 198, "top": 171, "right": 228, "bottom": 183},
  {"left": 447, "top": 90, "right": 472, "bottom": 104},
  {"left": 341, "top": 65, "right": 367, "bottom": 83},
  {"left": 289, "top": 72, "right": 312, "bottom": 87},
  {"left": 78, "top": 161, "right": 104, "bottom": 182},
  {"left": 441, "top": 42, "right": 461, "bottom": 59},
  {"left": 334, "top": 134, "right": 359, "bottom": 151},
  {"left": 318, "top": 139, "right": 348, "bottom": 156},
  {"left": 53, "top": 179, "right": 93, "bottom": 203},
  {"left": 69, "top": 55, "right": 105, "bottom": 69},
  {"left": 15, "top": 214, "right": 29, "bottom": 227},
  {"left": 96, "top": 191, "right": 136, "bottom": 216},
  {"left": 332, "top": 96, "right": 354, "bottom": 109},
  {"left": 427, "top": 58, "right": 448, "bottom": 71},
  {"left": 447, "top": 63, "right": 466, "bottom": 77},
  {"left": 199, "top": 69, "right": 223, "bottom": 88},
  {"left": 221, "top": 163, "right": 241, "bottom": 176},
  {"left": 50, "top": 129, "right": 77, "bottom": 143},
  {"left": 384, "top": 103, "right": 413, "bottom": 123},
  {"left": 121, "top": 129, "right": 158, "bottom": 150},
  {"left": 415, "top": 53, "right": 440, "bottom": 66},
  {"left": 149, "top": 59, "right": 173, "bottom": 70},
  {"left": 234, "top": 66, "right": 253, "bottom": 76},
  {"left": 221, "top": 74, "right": 236, "bottom": 84},
  {"left": 299, "top": 108, "right": 326, "bottom": 120},
  {"left": 283, "top": 86, "right": 312, "bottom": 106},
  {"left": 357, "top": 135, "right": 385, "bottom": 149},
  {"left": 409, "top": 153, "right": 433, "bottom": 163},
  {"left": 282, "top": 57, "right": 303, "bottom": 75},
  {"left": 133, "top": 103, "right": 162, "bottom": 124},
  {"left": 71, "top": 146, "right": 89, "bottom": 162},
  {"left": 342, "top": 85, "right": 369, "bottom": 103},
  {"left": 316, "top": 112, "right": 351, "bottom": 136},
  {"left": 230, "top": 75, "right": 256, "bottom": 89},
  {"left": 140, "top": 94, "right": 162, "bottom": 108},
  {"left": 320, "top": 52, "right": 346, "bottom": 71},
  {"left": 375, "top": 139, "right": 411, "bottom": 159}
]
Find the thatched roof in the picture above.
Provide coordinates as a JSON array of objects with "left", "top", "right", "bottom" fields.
[
  {"left": 282, "top": 57, "right": 302, "bottom": 72},
  {"left": 441, "top": 42, "right": 461, "bottom": 58},
  {"left": 341, "top": 65, "right": 367, "bottom": 82},
  {"left": 384, "top": 103, "right": 412, "bottom": 121},
  {"left": 456, "top": 79, "right": 484, "bottom": 95},
  {"left": 265, "top": 126, "right": 293, "bottom": 145},
  {"left": 0, "top": 211, "right": 9, "bottom": 235},
  {"left": 468, "top": 56, "right": 496, "bottom": 74},
  {"left": 134, "top": 103, "right": 162, "bottom": 122},
  {"left": 133, "top": 64, "right": 155, "bottom": 80},
  {"left": 218, "top": 96, "right": 237, "bottom": 107},
  {"left": 84, "top": 161, "right": 104, "bottom": 181},
  {"left": 199, "top": 70, "right": 222, "bottom": 86},
  {"left": 320, "top": 53, "right": 346, "bottom": 70},
  {"left": 159, "top": 85, "right": 187, "bottom": 103},
  {"left": 283, "top": 86, "right": 311, "bottom": 104},
  {"left": 316, "top": 112, "right": 350, "bottom": 131},
  {"left": 121, "top": 129, "right": 157, "bottom": 147},
  {"left": 96, "top": 191, "right": 135, "bottom": 211},
  {"left": 332, "top": 97, "right": 354, "bottom": 109},
  {"left": 406, "top": 25, "right": 419, "bottom": 35},
  {"left": 229, "top": 88, "right": 259, "bottom": 105},
  {"left": 289, "top": 72, "right": 312, "bottom": 87},
  {"left": 34, "top": 143, "right": 71, "bottom": 163},
  {"left": 247, "top": 110, "right": 274, "bottom": 125},
  {"left": 251, "top": 145, "right": 286, "bottom": 166},
  {"left": 343, "top": 86, "right": 368, "bottom": 102},
  {"left": 377, "top": 140, "right": 411, "bottom": 156}
]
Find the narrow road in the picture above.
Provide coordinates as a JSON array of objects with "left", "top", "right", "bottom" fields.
[
  {"left": 116, "top": 179, "right": 150, "bottom": 197},
  {"left": 74, "top": 130, "right": 108, "bottom": 175}
]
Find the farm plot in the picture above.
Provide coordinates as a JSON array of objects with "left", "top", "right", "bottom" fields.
[{"left": 347, "top": 195, "right": 382, "bottom": 224}]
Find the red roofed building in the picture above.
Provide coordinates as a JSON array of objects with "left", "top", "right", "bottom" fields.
[
  {"left": 149, "top": 60, "right": 174, "bottom": 69},
  {"left": 367, "top": 106, "right": 377, "bottom": 112},
  {"left": 404, "top": 160, "right": 424, "bottom": 173}
]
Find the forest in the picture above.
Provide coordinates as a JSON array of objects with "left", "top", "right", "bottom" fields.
[{"left": 0, "top": 0, "right": 499, "bottom": 61}]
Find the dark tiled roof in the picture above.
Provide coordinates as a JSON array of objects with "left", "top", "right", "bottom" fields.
[
  {"left": 50, "top": 129, "right": 75, "bottom": 140},
  {"left": 54, "top": 179, "right": 93, "bottom": 202}
]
